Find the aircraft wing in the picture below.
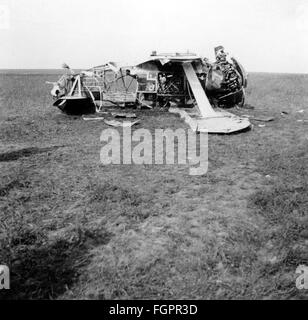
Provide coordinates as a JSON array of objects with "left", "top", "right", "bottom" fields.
[{"left": 182, "top": 62, "right": 217, "bottom": 118}]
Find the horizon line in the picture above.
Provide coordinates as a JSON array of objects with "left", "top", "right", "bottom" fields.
[{"left": 0, "top": 68, "right": 307, "bottom": 75}]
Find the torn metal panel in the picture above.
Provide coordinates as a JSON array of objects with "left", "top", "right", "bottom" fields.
[
  {"left": 195, "top": 115, "right": 251, "bottom": 134},
  {"left": 169, "top": 107, "right": 251, "bottom": 134}
]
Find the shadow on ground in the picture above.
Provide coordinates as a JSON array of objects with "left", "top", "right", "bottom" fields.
[
  {"left": 0, "top": 226, "right": 112, "bottom": 300},
  {"left": 0, "top": 146, "right": 65, "bottom": 162}
]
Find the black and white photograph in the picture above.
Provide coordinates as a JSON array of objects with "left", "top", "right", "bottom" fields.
[{"left": 0, "top": 0, "right": 307, "bottom": 304}]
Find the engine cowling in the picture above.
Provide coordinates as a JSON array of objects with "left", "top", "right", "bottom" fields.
[{"left": 205, "top": 58, "right": 247, "bottom": 108}]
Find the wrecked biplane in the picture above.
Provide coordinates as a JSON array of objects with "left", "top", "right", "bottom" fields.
[{"left": 47, "top": 47, "right": 251, "bottom": 133}]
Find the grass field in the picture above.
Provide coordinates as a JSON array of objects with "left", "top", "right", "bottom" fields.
[{"left": 0, "top": 71, "right": 307, "bottom": 300}]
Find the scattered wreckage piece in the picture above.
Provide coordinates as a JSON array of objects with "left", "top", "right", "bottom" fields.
[
  {"left": 104, "top": 120, "right": 140, "bottom": 128},
  {"left": 240, "top": 114, "right": 275, "bottom": 122},
  {"left": 82, "top": 116, "right": 105, "bottom": 121},
  {"left": 83, "top": 112, "right": 137, "bottom": 121},
  {"left": 111, "top": 112, "right": 137, "bottom": 119},
  {"left": 249, "top": 116, "right": 275, "bottom": 122}
]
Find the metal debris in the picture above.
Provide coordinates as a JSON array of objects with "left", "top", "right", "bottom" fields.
[
  {"left": 250, "top": 117, "right": 275, "bottom": 122},
  {"left": 104, "top": 120, "right": 140, "bottom": 128},
  {"left": 83, "top": 116, "right": 105, "bottom": 121},
  {"left": 111, "top": 112, "right": 137, "bottom": 119}
]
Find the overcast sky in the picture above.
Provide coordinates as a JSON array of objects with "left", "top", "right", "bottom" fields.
[{"left": 1, "top": 0, "right": 308, "bottom": 72}]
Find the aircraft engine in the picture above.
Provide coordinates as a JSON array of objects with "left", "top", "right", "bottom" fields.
[{"left": 205, "top": 46, "right": 247, "bottom": 108}]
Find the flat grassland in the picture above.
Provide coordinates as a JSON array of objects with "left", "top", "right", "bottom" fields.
[{"left": 0, "top": 71, "right": 307, "bottom": 300}]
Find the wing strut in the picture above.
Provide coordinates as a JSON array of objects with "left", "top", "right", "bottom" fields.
[{"left": 182, "top": 63, "right": 217, "bottom": 118}]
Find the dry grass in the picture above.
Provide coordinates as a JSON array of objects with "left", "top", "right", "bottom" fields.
[{"left": 0, "top": 71, "right": 307, "bottom": 300}]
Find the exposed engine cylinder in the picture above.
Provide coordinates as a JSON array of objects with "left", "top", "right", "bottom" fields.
[{"left": 205, "top": 47, "right": 246, "bottom": 108}]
